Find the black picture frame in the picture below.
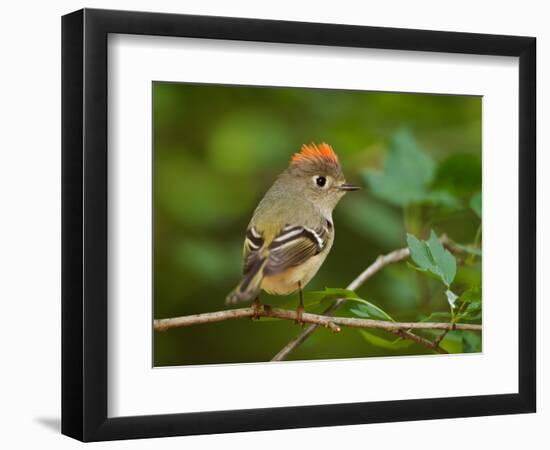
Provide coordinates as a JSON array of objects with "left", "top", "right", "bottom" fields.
[{"left": 62, "top": 8, "right": 536, "bottom": 442}]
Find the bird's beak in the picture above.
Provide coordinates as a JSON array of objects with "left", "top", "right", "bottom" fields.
[{"left": 338, "top": 183, "right": 361, "bottom": 191}]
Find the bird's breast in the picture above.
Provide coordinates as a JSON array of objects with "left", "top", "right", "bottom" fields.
[{"left": 260, "top": 236, "right": 334, "bottom": 296}]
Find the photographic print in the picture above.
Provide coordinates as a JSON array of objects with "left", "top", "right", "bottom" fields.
[
  {"left": 62, "top": 10, "right": 535, "bottom": 440},
  {"left": 153, "top": 82, "right": 482, "bottom": 367}
]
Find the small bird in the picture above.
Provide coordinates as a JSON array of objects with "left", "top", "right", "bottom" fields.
[{"left": 226, "top": 143, "right": 360, "bottom": 322}]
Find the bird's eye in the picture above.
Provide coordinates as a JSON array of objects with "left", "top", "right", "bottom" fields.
[{"left": 316, "top": 176, "right": 327, "bottom": 187}]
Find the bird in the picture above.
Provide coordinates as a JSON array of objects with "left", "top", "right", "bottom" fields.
[{"left": 225, "top": 143, "right": 360, "bottom": 323}]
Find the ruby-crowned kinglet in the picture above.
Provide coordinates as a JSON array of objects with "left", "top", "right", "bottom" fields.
[{"left": 226, "top": 143, "right": 360, "bottom": 319}]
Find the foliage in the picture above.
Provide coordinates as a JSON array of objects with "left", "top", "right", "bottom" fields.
[
  {"left": 405, "top": 230, "right": 481, "bottom": 331},
  {"left": 364, "top": 129, "right": 437, "bottom": 207},
  {"left": 153, "top": 82, "right": 482, "bottom": 365},
  {"left": 364, "top": 129, "right": 460, "bottom": 209},
  {"left": 407, "top": 230, "right": 457, "bottom": 288}
]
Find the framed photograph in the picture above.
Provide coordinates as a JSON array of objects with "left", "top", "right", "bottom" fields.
[{"left": 62, "top": 8, "right": 536, "bottom": 441}]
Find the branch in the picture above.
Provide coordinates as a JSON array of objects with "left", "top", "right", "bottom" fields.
[
  {"left": 271, "top": 245, "right": 413, "bottom": 361},
  {"left": 271, "top": 236, "right": 463, "bottom": 361},
  {"left": 154, "top": 236, "right": 475, "bottom": 358},
  {"left": 154, "top": 305, "right": 481, "bottom": 334},
  {"left": 392, "top": 329, "right": 448, "bottom": 354}
]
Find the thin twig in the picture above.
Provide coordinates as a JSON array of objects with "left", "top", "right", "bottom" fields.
[
  {"left": 392, "top": 329, "right": 448, "bottom": 354},
  {"left": 433, "top": 298, "right": 463, "bottom": 348},
  {"left": 154, "top": 236, "right": 473, "bottom": 358},
  {"left": 154, "top": 306, "right": 481, "bottom": 334},
  {"left": 270, "top": 236, "right": 461, "bottom": 361},
  {"left": 271, "top": 245, "right": 412, "bottom": 361}
]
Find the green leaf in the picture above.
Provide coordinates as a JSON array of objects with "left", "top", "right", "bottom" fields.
[
  {"left": 421, "top": 312, "right": 452, "bottom": 322},
  {"left": 460, "top": 286, "right": 482, "bottom": 303},
  {"left": 427, "top": 230, "right": 456, "bottom": 286},
  {"left": 406, "top": 261, "right": 427, "bottom": 273},
  {"left": 461, "top": 301, "right": 482, "bottom": 321},
  {"left": 406, "top": 234, "right": 433, "bottom": 270},
  {"left": 438, "top": 330, "right": 463, "bottom": 353},
  {"left": 358, "top": 330, "right": 413, "bottom": 350},
  {"left": 407, "top": 230, "right": 457, "bottom": 287},
  {"left": 305, "top": 288, "right": 396, "bottom": 323},
  {"left": 279, "top": 288, "right": 359, "bottom": 309},
  {"left": 364, "top": 129, "right": 436, "bottom": 207},
  {"left": 304, "top": 288, "right": 359, "bottom": 304},
  {"left": 349, "top": 300, "right": 394, "bottom": 322},
  {"left": 470, "top": 191, "right": 482, "bottom": 219}
]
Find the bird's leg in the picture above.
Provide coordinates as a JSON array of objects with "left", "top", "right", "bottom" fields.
[
  {"left": 295, "top": 281, "right": 305, "bottom": 327},
  {"left": 252, "top": 296, "right": 262, "bottom": 320}
]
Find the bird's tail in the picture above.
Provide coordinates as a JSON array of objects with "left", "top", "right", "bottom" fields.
[{"left": 225, "top": 257, "right": 267, "bottom": 304}]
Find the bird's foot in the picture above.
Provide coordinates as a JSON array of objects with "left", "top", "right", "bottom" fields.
[
  {"left": 251, "top": 298, "right": 262, "bottom": 320},
  {"left": 295, "top": 304, "right": 305, "bottom": 327}
]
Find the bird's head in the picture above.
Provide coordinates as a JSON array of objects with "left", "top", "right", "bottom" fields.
[{"left": 285, "top": 143, "right": 360, "bottom": 212}]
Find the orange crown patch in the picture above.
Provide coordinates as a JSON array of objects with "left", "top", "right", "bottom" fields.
[{"left": 290, "top": 143, "right": 339, "bottom": 166}]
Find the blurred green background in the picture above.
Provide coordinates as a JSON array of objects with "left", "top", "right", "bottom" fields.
[{"left": 153, "top": 82, "right": 482, "bottom": 366}]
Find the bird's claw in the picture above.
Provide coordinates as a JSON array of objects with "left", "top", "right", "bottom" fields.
[
  {"left": 295, "top": 304, "right": 305, "bottom": 327},
  {"left": 252, "top": 298, "right": 262, "bottom": 320}
]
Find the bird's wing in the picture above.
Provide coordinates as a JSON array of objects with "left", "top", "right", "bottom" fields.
[
  {"left": 264, "top": 222, "right": 331, "bottom": 276},
  {"left": 225, "top": 228, "right": 267, "bottom": 304},
  {"left": 242, "top": 226, "right": 265, "bottom": 275}
]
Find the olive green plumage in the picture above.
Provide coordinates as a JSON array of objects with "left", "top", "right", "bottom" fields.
[{"left": 226, "top": 143, "right": 359, "bottom": 305}]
